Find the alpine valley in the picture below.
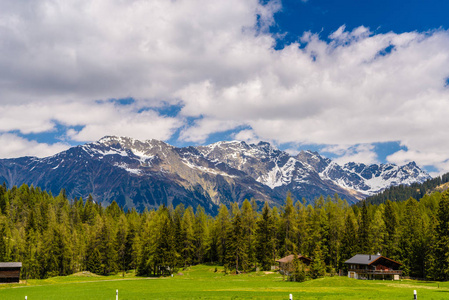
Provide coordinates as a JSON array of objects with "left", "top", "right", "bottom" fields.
[{"left": 0, "top": 136, "right": 430, "bottom": 214}]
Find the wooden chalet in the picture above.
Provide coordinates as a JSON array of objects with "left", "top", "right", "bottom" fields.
[
  {"left": 344, "top": 254, "right": 402, "bottom": 280},
  {"left": 276, "top": 254, "right": 312, "bottom": 275},
  {"left": 0, "top": 262, "right": 22, "bottom": 283}
]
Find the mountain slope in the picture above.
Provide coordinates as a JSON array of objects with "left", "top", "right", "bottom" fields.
[{"left": 0, "top": 136, "right": 431, "bottom": 214}]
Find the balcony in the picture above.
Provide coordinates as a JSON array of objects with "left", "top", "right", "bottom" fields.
[{"left": 353, "top": 269, "right": 402, "bottom": 275}]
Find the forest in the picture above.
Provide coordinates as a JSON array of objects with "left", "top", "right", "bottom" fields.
[
  {"left": 364, "top": 172, "right": 449, "bottom": 205},
  {"left": 1, "top": 183, "right": 449, "bottom": 281}
]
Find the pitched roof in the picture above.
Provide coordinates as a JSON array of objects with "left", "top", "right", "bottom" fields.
[
  {"left": 344, "top": 254, "right": 381, "bottom": 265},
  {"left": 0, "top": 262, "right": 22, "bottom": 268},
  {"left": 344, "top": 254, "right": 402, "bottom": 266},
  {"left": 276, "top": 254, "right": 311, "bottom": 263}
]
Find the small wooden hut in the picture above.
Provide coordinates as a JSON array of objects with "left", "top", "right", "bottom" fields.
[
  {"left": 276, "top": 254, "right": 312, "bottom": 275},
  {"left": 0, "top": 262, "right": 22, "bottom": 283}
]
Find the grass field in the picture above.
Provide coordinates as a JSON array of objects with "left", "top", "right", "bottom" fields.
[{"left": 1, "top": 265, "right": 449, "bottom": 299}]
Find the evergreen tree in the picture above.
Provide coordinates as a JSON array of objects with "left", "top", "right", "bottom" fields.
[
  {"left": 227, "top": 212, "right": 248, "bottom": 272},
  {"left": 86, "top": 248, "right": 103, "bottom": 275},
  {"left": 116, "top": 214, "right": 128, "bottom": 276},
  {"left": 430, "top": 191, "right": 449, "bottom": 280},
  {"left": 193, "top": 206, "right": 208, "bottom": 264},
  {"left": 399, "top": 198, "right": 426, "bottom": 278},
  {"left": 255, "top": 202, "right": 275, "bottom": 271},
  {"left": 241, "top": 199, "right": 257, "bottom": 269},
  {"left": 383, "top": 200, "right": 400, "bottom": 259},
  {"left": 370, "top": 206, "right": 386, "bottom": 255},
  {"left": 154, "top": 206, "right": 179, "bottom": 275},
  {"left": 181, "top": 206, "right": 195, "bottom": 267},
  {"left": 358, "top": 200, "right": 370, "bottom": 254},
  {"left": 341, "top": 208, "right": 358, "bottom": 266},
  {"left": 280, "top": 193, "right": 297, "bottom": 256},
  {"left": 309, "top": 243, "right": 326, "bottom": 279},
  {"left": 215, "top": 205, "right": 231, "bottom": 265},
  {"left": 0, "top": 215, "right": 12, "bottom": 262}
]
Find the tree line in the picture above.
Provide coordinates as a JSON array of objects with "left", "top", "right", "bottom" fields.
[
  {"left": 1, "top": 183, "right": 449, "bottom": 280},
  {"left": 364, "top": 172, "right": 449, "bottom": 205}
]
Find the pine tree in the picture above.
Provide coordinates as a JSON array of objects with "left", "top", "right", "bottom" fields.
[
  {"left": 341, "top": 208, "right": 358, "bottom": 266},
  {"left": 370, "top": 206, "right": 386, "bottom": 255},
  {"left": 154, "top": 206, "right": 179, "bottom": 276},
  {"left": 86, "top": 248, "right": 103, "bottom": 275},
  {"left": 295, "top": 200, "right": 308, "bottom": 255},
  {"left": 281, "top": 193, "right": 297, "bottom": 256},
  {"left": 255, "top": 202, "right": 275, "bottom": 271},
  {"left": 0, "top": 215, "right": 12, "bottom": 262},
  {"left": 241, "top": 199, "right": 257, "bottom": 269},
  {"left": 227, "top": 212, "right": 248, "bottom": 273},
  {"left": 181, "top": 206, "right": 195, "bottom": 267},
  {"left": 383, "top": 200, "right": 399, "bottom": 259},
  {"left": 358, "top": 200, "right": 370, "bottom": 254},
  {"left": 309, "top": 243, "right": 326, "bottom": 279},
  {"left": 431, "top": 191, "right": 449, "bottom": 280},
  {"left": 193, "top": 205, "right": 208, "bottom": 264},
  {"left": 116, "top": 214, "right": 128, "bottom": 276},
  {"left": 215, "top": 204, "right": 231, "bottom": 265}
]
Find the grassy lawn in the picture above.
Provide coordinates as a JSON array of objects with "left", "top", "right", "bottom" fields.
[{"left": 1, "top": 265, "right": 449, "bottom": 299}]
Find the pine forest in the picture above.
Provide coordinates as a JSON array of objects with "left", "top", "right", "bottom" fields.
[{"left": 1, "top": 183, "right": 449, "bottom": 281}]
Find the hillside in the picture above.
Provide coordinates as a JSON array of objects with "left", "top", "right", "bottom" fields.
[{"left": 365, "top": 172, "right": 449, "bottom": 205}]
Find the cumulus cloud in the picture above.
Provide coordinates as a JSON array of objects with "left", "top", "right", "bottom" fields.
[
  {"left": 179, "top": 118, "right": 244, "bottom": 143},
  {"left": 232, "top": 129, "right": 263, "bottom": 145},
  {"left": 324, "top": 144, "right": 380, "bottom": 166},
  {"left": 177, "top": 27, "right": 449, "bottom": 171},
  {"left": 1, "top": 0, "right": 449, "bottom": 172},
  {"left": 0, "top": 134, "right": 69, "bottom": 158},
  {"left": 0, "top": 0, "right": 278, "bottom": 104},
  {"left": 0, "top": 101, "right": 181, "bottom": 143}
]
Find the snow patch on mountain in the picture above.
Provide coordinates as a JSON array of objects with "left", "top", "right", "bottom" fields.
[
  {"left": 4, "top": 136, "right": 430, "bottom": 210},
  {"left": 114, "top": 162, "right": 141, "bottom": 175}
]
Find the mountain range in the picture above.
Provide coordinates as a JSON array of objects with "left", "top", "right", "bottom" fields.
[{"left": 0, "top": 136, "right": 431, "bottom": 214}]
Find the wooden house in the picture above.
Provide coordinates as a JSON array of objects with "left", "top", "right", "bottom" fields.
[
  {"left": 344, "top": 254, "right": 402, "bottom": 280},
  {"left": 0, "top": 262, "right": 22, "bottom": 283},
  {"left": 276, "top": 254, "right": 312, "bottom": 275}
]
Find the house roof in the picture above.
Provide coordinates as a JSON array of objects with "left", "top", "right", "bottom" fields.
[
  {"left": 344, "top": 254, "right": 381, "bottom": 265},
  {"left": 276, "top": 254, "right": 311, "bottom": 263},
  {"left": 0, "top": 262, "right": 22, "bottom": 268},
  {"left": 344, "top": 255, "right": 402, "bottom": 266}
]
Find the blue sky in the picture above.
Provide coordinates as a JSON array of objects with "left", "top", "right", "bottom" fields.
[{"left": 1, "top": 0, "right": 449, "bottom": 175}]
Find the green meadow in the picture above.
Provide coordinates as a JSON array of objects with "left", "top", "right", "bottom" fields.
[{"left": 1, "top": 265, "right": 448, "bottom": 300}]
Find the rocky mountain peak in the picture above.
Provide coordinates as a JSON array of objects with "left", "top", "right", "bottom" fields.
[{"left": 0, "top": 137, "right": 432, "bottom": 214}]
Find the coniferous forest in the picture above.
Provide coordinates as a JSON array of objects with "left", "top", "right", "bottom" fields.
[{"left": 1, "top": 183, "right": 449, "bottom": 281}]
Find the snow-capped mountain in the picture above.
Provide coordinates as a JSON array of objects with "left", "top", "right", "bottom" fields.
[{"left": 0, "top": 136, "right": 430, "bottom": 214}]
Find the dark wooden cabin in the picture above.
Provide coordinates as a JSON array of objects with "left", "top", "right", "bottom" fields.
[
  {"left": 0, "top": 262, "right": 22, "bottom": 283},
  {"left": 344, "top": 254, "right": 402, "bottom": 280}
]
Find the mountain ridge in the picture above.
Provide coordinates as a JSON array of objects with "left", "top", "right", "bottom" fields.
[{"left": 0, "top": 136, "right": 431, "bottom": 214}]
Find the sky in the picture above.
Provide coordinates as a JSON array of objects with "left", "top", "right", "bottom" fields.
[{"left": 1, "top": 0, "right": 449, "bottom": 176}]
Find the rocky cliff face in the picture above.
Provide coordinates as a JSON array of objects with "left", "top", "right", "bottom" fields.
[{"left": 0, "top": 136, "right": 431, "bottom": 214}]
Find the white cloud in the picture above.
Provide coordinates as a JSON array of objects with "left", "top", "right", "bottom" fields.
[
  {"left": 323, "top": 144, "right": 380, "bottom": 165},
  {"left": 387, "top": 149, "right": 449, "bottom": 175},
  {"left": 67, "top": 108, "right": 182, "bottom": 143},
  {"left": 179, "top": 118, "right": 243, "bottom": 143},
  {"left": 0, "top": 101, "right": 181, "bottom": 142},
  {"left": 0, "top": 134, "right": 69, "bottom": 158},
  {"left": 1, "top": 0, "right": 449, "bottom": 172},
  {"left": 0, "top": 0, "right": 278, "bottom": 104},
  {"left": 232, "top": 129, "right": 263, "bottom": 145}
]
